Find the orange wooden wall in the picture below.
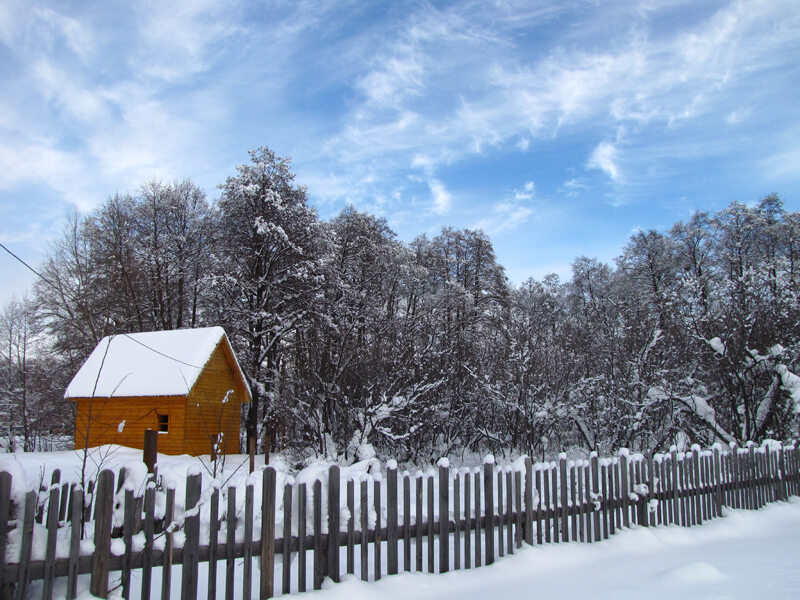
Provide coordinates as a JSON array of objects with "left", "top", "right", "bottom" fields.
[
  {"left": 183, "top": 341, "right": 246, "bottom": 456},
  {"left": 74, "top": 396, "right": 186, "bottom": 455}
]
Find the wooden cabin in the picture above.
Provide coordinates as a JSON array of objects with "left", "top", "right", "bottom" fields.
[{"left": 65, "top": 327, "right": 251, "bottom": 456}]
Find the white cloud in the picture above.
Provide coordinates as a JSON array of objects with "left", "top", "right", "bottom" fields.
[
  {"left": 587, "top": 142, "right": 621, "bottom": 181},
  {"left": 319, "top": 0, "right": 800, "bottom": 199},
  {"left": 131, "top": 0, "right": 243, "bottom": 82},
  {"left": 473, "top": 181, "right": 538, "bottom": 234},
  {"left": 428, "top": 178, "right": 452, "bottom": 215}
]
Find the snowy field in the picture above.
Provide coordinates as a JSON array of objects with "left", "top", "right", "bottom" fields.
[{"left": 312, "top": 499, "right": 800, "bottom": 600}]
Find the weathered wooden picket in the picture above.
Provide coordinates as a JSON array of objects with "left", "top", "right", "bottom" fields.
[{"left": 1, "top": 440, "right": 799, "bottom": 599}]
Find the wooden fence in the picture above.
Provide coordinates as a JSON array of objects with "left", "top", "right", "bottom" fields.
[{"left": 1, "top": 440, "right": 799, "bottom": 600}]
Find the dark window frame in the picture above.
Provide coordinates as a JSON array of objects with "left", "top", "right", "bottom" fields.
[{"left": 157, "top": 413, "right": 169, "bottom": 433}]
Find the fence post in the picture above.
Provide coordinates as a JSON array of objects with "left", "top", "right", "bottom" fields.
[
  {"left": 524, "top": 457, "right": 533, "bottom": 544},
  {"left": 90, "top": 470, "right": 114, "bottom": 598},
  {"left": 712, "top": 445, "right": 722, "bottom": 516},
  {"left": 483, "top": 457, "right": 495, "bottom": 565},
  {"left": 387, "top": 463, "right": 398, "bottom": 575},
  {"left": 619, "top": 450, "right": 629, "bottom": 528},
  {"left": 261, "top": 466, "right": 277, "bottom": 598},
  {"left": 438, "top": 459, "right": 450, "bottom": 573},
  {"left": 143, "top": 429, "right": 157, "bottom": 474},
  {"left": 0, "top": 472, "right": 9, "bottom": 599},
  {"left": 691, "top": 446, "right": 702, "bottom": 525},
  {"left": 162, "top": 485, "right": 176, "bottom": 600},
  {"left": 590, "top": 452, "right": 600, "bottom": 541},
  {"left": 328, "top": 465, "right": 340, "bottom": 583},
  {"left": 559, "top": 454, "right": 569, "bottom": 542},
  {"left": 42, "top": 477, "right": 61, "bottom": 600},
  {"left": 181, "top": 472, "right": 201, "bottom": 600},
  {"left": 778, "top": 443, "right": 788, "bottom": 501}
]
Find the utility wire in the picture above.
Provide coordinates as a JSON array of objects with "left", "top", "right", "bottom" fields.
[
  {"left": 0, "top": 242, "right": 60, "bottom": 291},
  {"left": 2, "top": 240, "right": 240, "bottom": 376}
]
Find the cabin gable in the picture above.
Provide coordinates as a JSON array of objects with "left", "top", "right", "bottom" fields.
[{"left": 184, "top": 339, "right": 247, "bottom": 456}]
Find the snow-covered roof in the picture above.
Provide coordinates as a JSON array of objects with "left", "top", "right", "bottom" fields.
[{"left": 65, "top": 327, "right": 250, "bottom": 399}]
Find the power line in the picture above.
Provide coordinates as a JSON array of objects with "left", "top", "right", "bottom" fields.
[
  {"left": 1, "top": 240, "right": 245, "bottom": 380},
  {"left": 121, "top": 332, "right": 204, "bottom": 369},
  {"left": 0, "top": 242, "right": 60, "bottom": 292}
]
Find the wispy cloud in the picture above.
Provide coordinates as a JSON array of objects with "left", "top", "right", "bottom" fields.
[
  {"left": 428, "top": 178, "right": 452, "bottom": 215},
  {"left": 1, "top": 0, "right": 799, "bottom": 304},
  {"left": 474, "top": 181, "right": 537, "bottom": 234},
  {"left": 316, "top": 0, "right": 800, "bottom": 212},
  {"left": 587, "top": 142, "right": 621, "bottom": 182}
]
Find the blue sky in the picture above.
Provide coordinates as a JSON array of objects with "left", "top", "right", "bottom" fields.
[{"left": 1, "top": 0, "right": 799, "bottom": 303}]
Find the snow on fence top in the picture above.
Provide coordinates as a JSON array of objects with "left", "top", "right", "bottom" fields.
[{"left": 64, "top": 326, "right": 245, "bottom": 398}]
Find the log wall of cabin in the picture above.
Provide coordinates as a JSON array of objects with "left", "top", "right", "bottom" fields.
[
  {"left": 184, "top": 341, "right": 246, "bottom": 456},
  {"left": 74, "top": 396, "right": 186, "bottom": 454}
]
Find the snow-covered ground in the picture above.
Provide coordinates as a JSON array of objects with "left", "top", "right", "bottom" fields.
[{"left": 312, "top": 499, "right": 800, "bottom": 600}]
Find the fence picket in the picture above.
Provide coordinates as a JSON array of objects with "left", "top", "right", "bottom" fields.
[
  {"left": 647, "top": 455, "right": 656, "bottom": 527},
  {"left": 454, "top": 471, "right": 461, "bottom": 569},
  {"left": 374, "top": 478, "right": 382, "bottom": 580},
  {"left": 484, "top": 461, "right": 494, "bottom": 564},
  {"left": 496, "top": 470, "right": 504, "bottom": 557},
  {"left": 41, "top": 481, "right": 60, "bottom": 600},
  {"left": 506, "top": 469, "right": 514, "bottom": 553},
  {"left": 464, "top": 471, "right": 472, "bottom": 568},
  {"left": 403, "top": 473, "right": 411, "bottom": 572},
  {"left": 387, "top": 465, "right": 398, "bottom": 575},
  {"left": 415, "top": 473, "right": 423, "bottom": 572},
  {"left": 16, "top": 491, "right": 37, "bottom": 600},
  {"left": 620, "top": 452, "right": 629, "bottom": 528},
  {"left": 0, "top": 473, "right": 13, "bottom": 596},
  {"left": 161, "top": 486, "right": 175, "bottom": 600},
  {"left": 427, "top": 473, "right": 434, "bottom": 573},
  {"left": 550, "top": 463, "right": 559, "bottom": 543},
  {"left": 439, "top": 463, "right": 450, "bottom": 572},
  {"left": 542, "top": 466, "right": 551, "bottom": 543},
  {"left": 90, "top": 471, "right": 113, "bottom": 599},
  {"left": 360, "top": 478, "right": 368, "bottom": 582},
  {"left": 569, "top": 464, "right": 577, "bottom": 542},
  {"left": 327, "top": 465, "right": 340, "bottom": 584},
  {"left": 209, "top": 487, "right": 219, "bottom": 600},
  {"left": 0, "top": 471, "right": 12, "bottom": 598},
  {"left": 314, "top": 480, "right": 323, "bottom": 589},
  {"left": 590, "top": 453, "right": 600, "bottom": 542},
  {"left": 607, "top": 462, "right": 616, "bottom": 535},
  {"left": 692, "top": 447, "right": 702, "bottom": 525},
  {"left": 576, "top": 462, "right": 585, "bottom": 542},
  {"left": 181, "top": 473, "right": 201, "bottom": 600},
  {"left": 524, "top": 458, "right": 533, "bottom": 545},
  {"left": 559, "top": 457, "right": 569, "bottom": 543},
  {"left": 473, "top": 469, "right": 481, "bottom": 567},
  {"left": 262, "top": 467, "right": 277, "bottom": 597},
  {"left": 242, "top": 482, "right": 254, "bottom": 600},
  {"left": 600, "top": 463, "right": 609, "bottom": 539},
  {"left": 67, "top": 485, "right": 82, "bottom": 600},
  {"left": 225, "top": 486, "right": 236, "bottom": 600},
  {"left": 535, "top": 467, "right": 543, "bottom": 545},
  {"left": 582, "top": 462, "right": 590, "bottom": 543},
  {"left": 283, "top": 483, "right": 292, "bottom": 595},
  {"left": 347, "top": 478, "right": 355, "bottom": 575},
  {"left": 298, "top": 482, "right": 307, "bottom": 592},
  {"left": 120, "top": 488, "right": 133, "bottom": 600}
]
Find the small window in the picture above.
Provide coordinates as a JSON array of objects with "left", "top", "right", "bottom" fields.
[{"left": 157, "top": 413, "right": 169, "bottom": 433}]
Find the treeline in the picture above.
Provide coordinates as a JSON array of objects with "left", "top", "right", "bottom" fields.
[{"left": 2, "top": 147, "right": 799, "bottom": 460}]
